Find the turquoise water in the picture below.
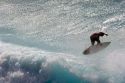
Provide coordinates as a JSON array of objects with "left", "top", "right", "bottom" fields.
[{"left": 0, "top": 0, "right": 125, "bottom": 83}]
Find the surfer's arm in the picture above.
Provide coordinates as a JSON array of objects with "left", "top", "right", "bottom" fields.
[{"left": 104, "top": 33, "right": 108, "bottom": 36}]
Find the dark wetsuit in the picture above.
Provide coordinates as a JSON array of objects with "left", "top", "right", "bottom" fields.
[{"left": 90, "top": 32, "right": 108, "bottom": 45}]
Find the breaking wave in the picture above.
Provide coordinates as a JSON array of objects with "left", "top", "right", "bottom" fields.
[{"left": 0, "top": 0, "right": 125, "bottom": 83}]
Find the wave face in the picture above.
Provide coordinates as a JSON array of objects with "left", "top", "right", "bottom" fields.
[{"left": 0, "top": 0, "right": 125, "bottom": 83}]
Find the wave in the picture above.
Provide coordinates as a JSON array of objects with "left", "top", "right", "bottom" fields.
[{"left": 0, "top": 0, "right": 125, "bottom": 83}]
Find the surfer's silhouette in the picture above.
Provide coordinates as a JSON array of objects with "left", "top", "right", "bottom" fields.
[{"left": 90, "top": 32, "right": 108, "bottom": 45}]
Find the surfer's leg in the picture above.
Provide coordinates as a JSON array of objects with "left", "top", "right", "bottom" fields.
[
  {"left": 97, "top": 39, "right": 102, "bottom": 45},
  {"left": 91, "top": 40, "right": 95, "bottom": 45},
  {"left": 90, "top": 37, "right": 95, "bottom": 45}
]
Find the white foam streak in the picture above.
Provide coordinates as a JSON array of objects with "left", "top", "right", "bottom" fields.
[
  {"left": 103, "top": 15, "right": 125, "bottom": 24},
  {"left": 8, "top": 71, "right": 24, "bottom": 78}
]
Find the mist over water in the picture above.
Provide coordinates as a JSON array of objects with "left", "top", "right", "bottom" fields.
[{"left": 0, "top": 0, "right": 125, "bottom": 83}]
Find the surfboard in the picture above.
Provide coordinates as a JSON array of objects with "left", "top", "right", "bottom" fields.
[{"left": 83, "top": 42, "right": 111, "bottom": 55}]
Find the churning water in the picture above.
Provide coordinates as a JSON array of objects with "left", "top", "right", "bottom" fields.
[{"left": 0, "top": 0, "right": 125, "bottom": 83}]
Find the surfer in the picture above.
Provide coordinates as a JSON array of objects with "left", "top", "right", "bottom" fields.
[{"left": 90, "top": 32, "right": 108, "bottom": 45}]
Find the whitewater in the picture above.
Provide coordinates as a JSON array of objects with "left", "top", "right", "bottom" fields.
[{"left": 0, "top": 0, "right": 125, "bottom": 83}]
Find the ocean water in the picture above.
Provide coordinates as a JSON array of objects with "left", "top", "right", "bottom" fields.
[{"left": 0, "top": 0, "right": 125, "bottom": 83}]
